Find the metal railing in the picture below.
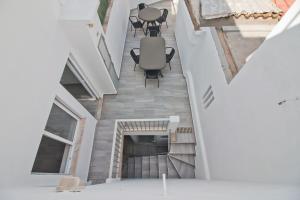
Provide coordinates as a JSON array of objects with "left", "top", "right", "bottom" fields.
[
  {"left": 107, "top": 117, "right": 179, "bottom": 181},
  {"left": 119, "top": 119, "right": 169, "bottom": 132}
]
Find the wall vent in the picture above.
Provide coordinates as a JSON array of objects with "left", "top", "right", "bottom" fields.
[{"left": 202, "top": 85, "right": 215, "bottom": 109}]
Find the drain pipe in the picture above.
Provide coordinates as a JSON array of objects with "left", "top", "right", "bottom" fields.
[{"left": 162, "top": 173, "right": 167, "bottom": 197}]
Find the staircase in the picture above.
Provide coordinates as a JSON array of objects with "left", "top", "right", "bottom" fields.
[{"left": 122, "top": 127, "right": 196, "bottom": 179}]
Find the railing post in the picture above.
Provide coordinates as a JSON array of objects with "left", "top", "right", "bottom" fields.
[
  {"left": 107, "top": 120, "right": 120, "bottom": 183},
  {"left": 168, "top": 116, "right": 180, "bottom": 133},
  {"left": 162, "top": 173, "right": 167, "bottom": 197}
]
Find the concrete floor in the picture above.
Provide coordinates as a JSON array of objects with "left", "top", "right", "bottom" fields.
[
  {"left": 223, "top": 25, "right": 275, "bottom": 71},
  {"left": 88, "top": 0, "right": 193, "bottom": 184},
  {"left": 2, "top": 180, "right": 300, "bottom": 200},
  {"left": 196, "top": 0, "right": 279, "bottom": 77}
]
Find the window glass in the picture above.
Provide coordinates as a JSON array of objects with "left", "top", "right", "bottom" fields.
[
  {"left": 45, "top": 104, "right": 77, "bottom": 141},
  {"left": 32, "top": 136, "right": 70, "bottom": 173}
]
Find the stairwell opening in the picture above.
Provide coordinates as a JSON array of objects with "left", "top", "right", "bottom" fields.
[
  {"left": 120, "top": 128, "right": 196, "bottom": 179},
  {"left": 122, "top": 135, "right": 169, "bottom": 179},
  {"left": 107, "top": 119, "right": 196, "bottom": 181}
]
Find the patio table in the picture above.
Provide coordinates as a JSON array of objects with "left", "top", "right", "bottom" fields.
[
  {"left": 138, "top": 7, "right": 161, "bottom": 22},
  {"left": 138, "top": 7, "right": 161, "bottom": 34},
  {"left": 139, "top": 37, "right": 166, "bottom": 71}
]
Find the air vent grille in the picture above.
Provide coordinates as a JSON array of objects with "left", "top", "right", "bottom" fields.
[{"left": 202, "top": 85, "right": 215, "bottom": 109}]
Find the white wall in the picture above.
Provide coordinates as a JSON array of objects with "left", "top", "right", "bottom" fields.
[
  {"left": 0, "top": 0, "right": 107, "bottom": 187},
  {"left": 61, "top": 0, "right": 117, "bottom": 96},
  {"left": 105, "top": 0, "right": 131, "bottom": 77},
  {"left": 62, "top": 21, "right": 117, "bottom": 96},
  {"left": 1, "top": 180, "right": 300, "bottom": 200},
  {"left": 175, "top": 0, "right": 300, "bottom": 184}
]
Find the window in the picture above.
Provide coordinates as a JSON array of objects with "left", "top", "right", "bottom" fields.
[
  {"left": 98, "top": 35, "right": 119, "bottom": 88},
  {"left": 32, "top": 100, "right": 79, "bottom": 174},
  {"left": 60, "top": 57, "right": 101, "bottom": 117},
  {"left": 60, "top": 59, "right": 95, "bottom": 100}
]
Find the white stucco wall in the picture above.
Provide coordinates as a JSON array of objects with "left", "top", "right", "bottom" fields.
[
  {"left": 176, "top": 0, "right": 300, "bottom": 184},
  {"left": 1, "top": 180, "right": 300, "bottom": 200},
  {"left": 105, "top": 0, "right": 131, "bottom": 77},
  {"left": 0, "top": 0, "right": 110, "bottom": 187}
]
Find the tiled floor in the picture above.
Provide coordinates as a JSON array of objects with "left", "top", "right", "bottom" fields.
[{"left": 88, "top": 0, "right": 193, "bottom": 184}]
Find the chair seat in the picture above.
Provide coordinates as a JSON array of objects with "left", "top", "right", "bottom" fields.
[
  {"left": 148, "top": 26, "right": 160, "bottom": 32},
  {"left": 147, "top": 25, "right": 160, "bottom": 37},
  {"left": 156, "top": 17, "right": 164, "bottom": 24},
  {"left": 145, "top": 70, "right": 160, "bottom": 78},
  {"left": 145, "top": 70, "right": 161, "bottom": 88},
  {"left": 133, "top": 21, "right": 143, "bottom": 28}
]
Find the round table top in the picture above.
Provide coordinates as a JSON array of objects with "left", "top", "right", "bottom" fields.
[{"left": 138, "top": 7, "right": 161, "bottom": 22}]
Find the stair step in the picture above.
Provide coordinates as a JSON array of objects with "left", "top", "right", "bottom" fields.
[
  {"left": 170, "top": 132, "right": 177, "bottom": 143},
  {"left": 176, "top": 127, "right": 193, "bottom": 133},
  {"left": 158, "top": 155, "right": 168, "bottom": 178},
  {"left": 169, "top": 143, "right": 195, "bottom": 154},
  {"left": 149, "top": 156, "right": 158, "bottom": 178},
  {"left": 142, "top": 156, "right": 150, "bottom": 178},
  {"left": 169, "top": 155, "right": 195, "bottom": 166},
  {"left": 128, "top": 157, "right": 135, "bottom": 178},
  {"left": 173, "top": 133, "right": 196, "bottom": 144},
  {"left": 134, "top": 157, "right": 142, "bottom": 178},
  {"left": 122, "top": 160, "right": 128, "bottom": 178},
  {"left": 169, "top": 156, "right": 195, "bottom": 178},
  {"left": 167, "top": 156, "right": 180, "bottom": 178}
]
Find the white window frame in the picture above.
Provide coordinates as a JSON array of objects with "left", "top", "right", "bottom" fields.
[
  {"left": 67, "top": 55, "right": 98, "bottom": 99},
  {"left": 33, "top": 99, "right": 80, "bottom": 175}
]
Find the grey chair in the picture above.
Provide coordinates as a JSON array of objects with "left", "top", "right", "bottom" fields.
[
  {"left": 144, "top": 70, "right": 161, "bottom": 88},
  {"left": 166, "top": 47, "right": 175, "bottom": 70},
  {"left": 129, "top": 16, "right": 144, "bottom": 37},
  {"left": 157, "top": 9, "right": 168, "bottom": 28},
  {"left": 147, "top": 24, "right": 160, "bottom": 37},
  {"left": 137, "top": 3, "right": 148, "bottom": 11},
  {"left": 130, "top": 48, "right": 140, "bottom": 71}
]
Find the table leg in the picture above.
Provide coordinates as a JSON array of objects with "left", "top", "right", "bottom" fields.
[
  {"left": 145, "top": 22, "right": 149, "bottom": 35},
  {"left": 160, "top": 70, "right": 163, "bottom": 77}
]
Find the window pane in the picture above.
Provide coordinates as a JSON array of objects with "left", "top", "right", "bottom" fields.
[
  {"left": 32, "top": 136, "right": 70, "bottom": 173},
  {"left": 60, "top": 63, "right": 93, "bottom": 99},
  {"left": 45, "top": 103, "right": 77, "bottom": 141},
  {"left": 98, "top": 36, "right": 112, "bottom": 70}
]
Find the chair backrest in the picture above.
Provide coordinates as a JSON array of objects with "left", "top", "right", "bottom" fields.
[
  {"left": 148, "top": 24, "right": 160, "bottom": 33},
  {"left": 138, "top": 3, "right": 146, "bottom": 11},
  {"left": 166, "top": 48, "right": 175, "bottom": 62},
  {"left": 162, "top": 9, "right": 168, "bottom": 20},
  {"left": 149, "top": 30, "right": 158, "bottom": 37},
  {"left": 129, "top": 16, "right": 136, "bottom": 25},
  {"left": 130, "top": 49, "right": 139, "bottom": 64}
]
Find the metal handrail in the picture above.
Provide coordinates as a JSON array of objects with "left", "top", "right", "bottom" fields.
[{"left": 108, "top": 118, "right": 172, "bottom": 180}]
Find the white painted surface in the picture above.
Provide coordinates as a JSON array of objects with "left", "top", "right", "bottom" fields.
[
  {"left": 1, "top": 180, "right": 299, "bottom": 200},
  {"left": 61, "top": 20, "right": 117, "bottom": 96},
  {"left": 56, "top": 85, "right": 97, "bottom": 182},
  {"left": 105, "top": 0, "right": 131, "bottom": 77},
  {"left": 267, "top": 0, "right": 300, "bottom": 39},
  {"left": 60, "top": 0, "right": 99, "bottom": 21},
  {"left": 162, "top": 173, "right": 167, "bottom": 197},
  {"left": 0, "top": 0, "right": 108, "bottom": 187},
  {"left": 175, "top": 0, "right": 300, "bottom": 184},
  {"left": 175, "top": 0, "right": 211, "bottom": 180}
]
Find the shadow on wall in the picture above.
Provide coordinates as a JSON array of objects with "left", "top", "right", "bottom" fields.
[{"left": 176, "top": 0, "right": 300, "bottom": 184}]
